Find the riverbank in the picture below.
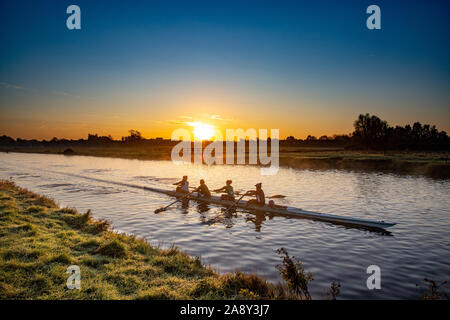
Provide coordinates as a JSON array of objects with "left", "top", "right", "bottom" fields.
[
  {"left": 0, "top": 180, "right": 298, "bottom": 299},
  {"left": 1, "top": 146, "right": 449, "bottom": 179},
  {"left": 279, "top": 151, "right": 450, "bottom": 179}
]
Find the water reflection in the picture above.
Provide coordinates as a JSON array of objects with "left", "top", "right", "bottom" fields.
[{"left": 1, "top": 152, "right": 449, "bottom": 299}]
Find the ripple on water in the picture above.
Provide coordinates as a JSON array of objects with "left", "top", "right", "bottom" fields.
[{"left": 0, "top": 152, "right": 449, "bottom": 299}]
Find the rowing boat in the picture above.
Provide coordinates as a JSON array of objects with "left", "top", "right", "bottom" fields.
[
  {"left": 33, "top": 169, "right": 396, "bottom": 231},
  {"left": 148, "top": 186, "right": 396, "bottom": 230}
]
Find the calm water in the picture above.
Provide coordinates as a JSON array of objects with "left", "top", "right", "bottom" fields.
[{"left": 1, "top": 152, "right": 449, "bottom": 299}]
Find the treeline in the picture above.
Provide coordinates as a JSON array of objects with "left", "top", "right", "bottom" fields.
[
  {"left": 0, "top": 130, "right": 173, "bottom": 148},
  {"left": 0, "top": 115, "right": 449, "bottom": 151},
  {"left": 285, "top": 114, "right": 449, "bottom": 151}
]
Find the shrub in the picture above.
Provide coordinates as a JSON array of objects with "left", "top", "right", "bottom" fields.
[
  {"left": 238, "top": 288, "right": 259, "bottom": 299},
  {"left": 326, "top": 281, "right": 341, "bottom": 300},
  {"left": 276, "top": 248, "right": 313, "bottom": 300},
  {"left": 421, "top": 278, "right": 449, "bottom": 300}
]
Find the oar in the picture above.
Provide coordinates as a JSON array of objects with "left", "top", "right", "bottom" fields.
[
  {"left": 154, "top": 191, "right": 192, "bottom": 213},
  {"left": 268, "top": 194, "right": 286, "bottom": 199},
  {"left": 223, "top": 192, "right": 249, "bottom": 214}
]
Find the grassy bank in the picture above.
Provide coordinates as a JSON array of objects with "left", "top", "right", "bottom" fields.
[
  {"left": 0, "top": 180, "right": 300, "bottom": 300},
  {"left": 279, "top": 150, "right": 450, "bottom": 179},
  {"left": 1, "top": 146, "right": 449, "bottom": 179}
]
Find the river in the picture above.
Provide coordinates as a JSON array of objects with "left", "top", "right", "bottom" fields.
[{"left": 1, "top": 152, "right": 449, "bottom": 299}]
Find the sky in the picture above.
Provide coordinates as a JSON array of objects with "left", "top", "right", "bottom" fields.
[{"left": 0, "top": 0, "right": 449, "bottom": 140}]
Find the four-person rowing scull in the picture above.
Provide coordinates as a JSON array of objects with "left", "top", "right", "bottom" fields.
[
  {"left": 157, "top": 176, "right": 396, "bottom": 229},
  {"left": 157, "top": 176, "right": 395, "bottom": 230}
]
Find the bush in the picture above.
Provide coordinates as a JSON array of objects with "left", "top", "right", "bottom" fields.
[
  {"left": 276, "top": 248, "right": 313, "bottom": 300},
  {"left": 421, "top": 278, "right": 449, "bottom": 300}
]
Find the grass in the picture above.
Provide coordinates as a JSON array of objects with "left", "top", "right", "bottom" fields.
[
  {"left": 0, "top": 180, "right": 302, "bottom": 300},
  {"left": 278, "top": 149, "right": 450, "bottom": 179}
]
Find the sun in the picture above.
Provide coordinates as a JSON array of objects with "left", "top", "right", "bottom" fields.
[{"left": 189, "top": 122, "right": 215, "bottom": 141}]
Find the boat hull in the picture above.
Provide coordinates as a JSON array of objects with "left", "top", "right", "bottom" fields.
[{"left": 147, "top": 186, "right": 396, "bottom": 230}]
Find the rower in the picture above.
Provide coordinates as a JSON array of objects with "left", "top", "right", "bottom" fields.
[
  {"left": 173, "top": 176, "right": 189, "bottom": 194},
  {"left": 245, "top": 183, "right": 265, "bottom": 206},
  {"left": 213, "top": 180, "right": 235, "bottom": 201},
  {"left": 194, "top": 179, "right": 211, "bottom": 199}
]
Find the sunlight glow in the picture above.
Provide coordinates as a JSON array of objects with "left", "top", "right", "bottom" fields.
[{"left": 188, "top": 122, "right": 216, "bottom": 141}]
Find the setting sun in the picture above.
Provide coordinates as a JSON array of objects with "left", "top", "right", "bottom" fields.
[{"left": 188, "top": 122, "right": 216, "bottom": 141}]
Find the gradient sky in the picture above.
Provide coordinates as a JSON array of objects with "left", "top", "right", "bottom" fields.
[{"left": 0, "top": 0, "right": 449, "bottom": 140}]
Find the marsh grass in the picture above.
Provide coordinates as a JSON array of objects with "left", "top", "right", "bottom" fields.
[
  {"left": 276, "top": 248, "right": 313, "bottom": 300},
  {"left": 0, "top": 179, "right": 302, "bottom": 300}
]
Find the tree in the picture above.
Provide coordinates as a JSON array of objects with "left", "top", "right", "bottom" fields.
[
  {"left": 121, "top": 130, "right": 143, "bottom": 144},
  {"left": 286, "top": 136, "right": 296, "bottom": 142},
  {"left": 353, "top": 113, "right": 389, "bottom": 149}
]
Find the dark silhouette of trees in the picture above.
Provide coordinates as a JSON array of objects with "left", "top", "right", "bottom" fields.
[
  {"left": 0, "top": 135, "right": 15, "bottom": 146},
  {"left": 286, "top": 136, "right": 296, "bottom": 142},
  {"left": 121, "top": 130, "right": 143, "bottom": 144},
  {"left": 353, "top": 113, "right": 389, "bottom": 150},
  {"left": 351, "top": 114, "right": 448, "bottom": 151},
  {"left": 0, "top": 120, "right": 448, "bottom": 151},
  {"left": 87, "top": 134, "right": 113, "bottom": 145}
]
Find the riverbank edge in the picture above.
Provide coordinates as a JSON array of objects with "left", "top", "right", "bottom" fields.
[
  {"left": 1, "top": 148, "right": 449, "bottom": 179},
  {"left": 0, "top": 180, "right": 296, "bottom": 300}
]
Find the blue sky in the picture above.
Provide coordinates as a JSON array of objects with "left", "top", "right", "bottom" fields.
[{"left": 0, "top": 0, "right": 449, "bottom": 139}]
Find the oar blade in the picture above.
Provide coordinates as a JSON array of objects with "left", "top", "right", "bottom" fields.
[{"left": 154, "top": 207, "right": 166, "bottom": 214}]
